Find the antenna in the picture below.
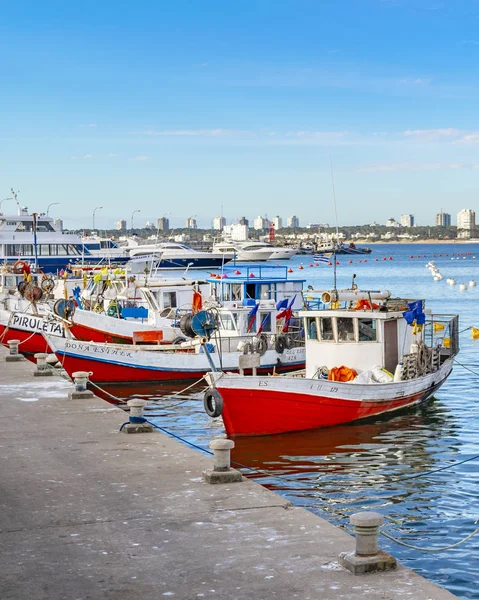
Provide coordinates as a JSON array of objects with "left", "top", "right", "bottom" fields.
[{"left": 329, "top": 155, "right": 339, "bottom": 293}]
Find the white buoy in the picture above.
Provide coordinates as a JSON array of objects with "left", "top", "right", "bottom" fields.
[
  {"left": 459, "top": 284, "right": 467, "bottom": 291},
  {"left": 448, "top": 279, "right": 456, "bottom": 285},
  {"left": 470, "top": 280, "right": 477, "bottom": 287}
]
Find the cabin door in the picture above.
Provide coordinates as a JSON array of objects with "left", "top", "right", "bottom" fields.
[{"left": 383, "top": 320, "right": 398, "bottom": 373}]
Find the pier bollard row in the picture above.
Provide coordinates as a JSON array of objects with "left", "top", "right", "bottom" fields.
[
  {"left": 203, "top": 438, "right": 243, "bottom": 484},
  {"left": 339, "top": 512, "right": 397, "bottom": 575},
  {"left": 121, "top": 399, "right": 153, "bottom": 434},
  {"left": 33, "top": 353, "right": 53, "bottom": 377},
  {"left": 5, "top": 340, "right": 25, "bottom": 362},
  {"left": 68, "top": 371, "right": 95, "bottom": 399}
]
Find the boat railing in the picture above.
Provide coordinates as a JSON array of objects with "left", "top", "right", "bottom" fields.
[
  {"left": 212, "top": 331, "right": 303, "bottom": 354},
  {"left": 423, "top": 314, "right": 459, "bottom": 359}
]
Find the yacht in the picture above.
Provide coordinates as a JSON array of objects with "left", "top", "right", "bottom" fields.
[
  {"left": 80, "top": 234, "right": 130, "bottom": 264},
  {"left": 126, "top": 241, "right": 232, "bottom": 272},
  {"left": 0, "top": 207, "right": 93, "bottom": 272},
  {"left": 213, "top": 239, "right": 296, "bottom": 261}
]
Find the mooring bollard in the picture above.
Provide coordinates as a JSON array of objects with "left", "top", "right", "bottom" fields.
[
  {"left": 203, "top": 438, "right": 242, "bottom": 484},
  {"left": 121, "top": 399, "right": 153, "bottom": 434},
  {"left": 68, "top": 371, "right": 95, "bottom": 399},
  {"left": 339, "top": 512, "right": 397, "bottom": 575},
  {"left": 5, "top": 340, "right": 24, "bottom": 362},
  {"left": 33, "top": 353, "right": 53, "bottom": 377}
]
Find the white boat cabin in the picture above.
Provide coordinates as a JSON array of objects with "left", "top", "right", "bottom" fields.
[{"left": 301, "top": 290, "right": 459, "bottom": 380}]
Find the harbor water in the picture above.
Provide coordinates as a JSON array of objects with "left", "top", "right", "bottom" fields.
[{"left": 94, "top": 243, "right": 479, "bottom": 599}]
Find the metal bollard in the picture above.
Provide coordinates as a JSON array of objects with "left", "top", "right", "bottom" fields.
[
  {"left": 210, "top": 438, "right": 235, "bottom": 471},
  {"left": 5, "top": 340, "right": 24, "bottom": 362},
  {"left": 33, "top": 353, "right": 52, "bottom": 377},
  {"left": 339, "top": 512, "right": 397, "bottom": 575},
  {"left": 121, "top": 399, "right": 153, "bottom": 433},
  {"left": 72, "top": 371, "right": 92, "bottom": 392},
  {"left": 68, "top": 371, "right": 94, "bottom": 399},
  {"left": 203, "top": 438, "right": 242, "bottom": 484},
  {"left": 8, "top": 340, "right": 19, "bottom": 356}
]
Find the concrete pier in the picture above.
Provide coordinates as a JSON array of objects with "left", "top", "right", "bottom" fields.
[{"left": 0, "top": 348, "right": 459, "bottom": 600}]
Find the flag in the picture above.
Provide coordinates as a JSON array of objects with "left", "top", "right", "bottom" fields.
[
  {"left": 313, "top": 254, "right": 332, "bottom": 264},
  {"left": 277, "top": 295, "right": 296, "bottom": 332},
  {"left": 403, "top": 300, "right": 425, "bottom": 325},
  {"left": 257, "top": 313, "right": 270, "bottom": 334},
  {"left": 247, "top": 302, "right": 260, "bottom": 332},
  {"left": 276, "top": 298, "right": 288, "bottom": 311},
  {"left": 192, "top": 290, "right": 202, "bottom": 314}
]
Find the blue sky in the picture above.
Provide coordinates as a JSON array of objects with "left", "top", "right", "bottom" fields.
[{"left": 1, "top": 0, "right": 479, "bottom": 229}]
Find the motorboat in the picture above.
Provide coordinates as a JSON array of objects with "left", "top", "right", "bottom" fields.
[
  {"left": 126, "top": 242, "right": 231, "bottom": 272},
  {"left": 203, "top": 288, "right": 459, "bottom": 436},
  {"left": 213, "top": 240, "right": 296, "bottom": 262}
]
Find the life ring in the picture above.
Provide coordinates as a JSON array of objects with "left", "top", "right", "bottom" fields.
[
  {"left": 13, "top": 260, "right": 29, "bottom": 275},
  {"left": 255, "top": 334, "right": 268, "bottom": 356},
  {"left": 24, "top": 285, "right": 43, "bottom": 303},
  {"left": 203, "top": 389, "right": 223, "bottom": 418},
  {"left": 41, "top": 278, "right": 55, "bottom": 293},
  {"left": 106, "top": 302, "right": 121, "bottom": 318},
  {"left": 275, "top": 335, "right": 286, "bottom": 354}
]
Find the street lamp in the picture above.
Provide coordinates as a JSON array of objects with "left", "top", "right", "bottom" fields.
[
  {"left": 46, "top": 202, "right": 59, "bottom": 216},
  {"left": 92, "top": 205, "right": 103, "bottom": 231},
  {"left": 131, "top": 209, "right": 141, "bottom": 232},
  {"left": 0, "top": 197, "right": 12, "bottom": 213}
]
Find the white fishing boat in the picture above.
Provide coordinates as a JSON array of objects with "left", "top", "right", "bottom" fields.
[{"left": 203, "top": 288, "right": 459, "bottom": 436}]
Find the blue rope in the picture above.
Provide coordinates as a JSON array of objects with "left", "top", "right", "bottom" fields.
[{"left": 119, "top": 415, "right": 147, "bottom": 431}]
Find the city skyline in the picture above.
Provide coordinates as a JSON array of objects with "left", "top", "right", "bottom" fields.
[{"left": 2, "top": 2, "right": 479, "bottom": 227}]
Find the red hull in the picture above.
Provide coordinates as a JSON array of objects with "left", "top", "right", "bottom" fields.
[
  {"left": 53, "top": 352, "right": 304, "bottom": 384},
  {"left": 0, "top": 325, "right": 52, "bottom": 355},
  {"left": 216, "top": 386, "right": 434, "bottom": 436},
  {"left": 69, "top": 323, "right": 132, "bottom": 345}
]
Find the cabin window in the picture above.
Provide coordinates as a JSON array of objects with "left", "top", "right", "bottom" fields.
[
  {"left": 220, "top": 313, "right": 237, "bottom": 331},
  {"left": 307, "top": 317, "right": 318, "bottom": 340},
  {"left": 319, "top": 317, "right": 334, "bottom": 341},
  {"left": 358, "top": 318, "right": 377, "bottom": 342},
  {"left": 258, "top": 312, "right": 272, "bottom": 332},
  {"left": 337, "top": 318, "right": 355, "bottom": 342},
  {"left": 231, "top": 284, "right": 242, "bottom": 301},
  {"left": 163, "top": 291, "right": 177, "bottom": 309}
]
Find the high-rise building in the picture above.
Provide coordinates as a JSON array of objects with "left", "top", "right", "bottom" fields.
[
  {"left": 116, "top": 219, "right": 127, "bottom": 232},
  {"left": 272, "top": 216, "right": 283, "bottom": 230},
  {"left": 54, "top": 218, "right": 64, "bottom": 231},
  {"left": 287, "top": 215, "right": 299, "bottom": 228},
  {"left": 400, "top": 214, "right": 414, "bottom": 227},
  {"left": 157, "top": 217, "right": 170, "bottom": 231},
  {"left": 212, "top": 216, "right": 226, "bottom": 230},
  {"left": 223, "top": 223, "right": 248, "bottom": 241},
  {"left": 435, "top": 212, "right": 451, "bottom": 227},
  {"left": 239, "top": 216, "right": 249, "bottom": 226},
  {"left": 385, "top": 217, "right": 401, "bottom": 228},
  {"left": 253, "top": 216, "right": 267, "bottom": 230},
  {"left": 185, "top": 217, "right": 197, "bottom": 229},
  {"left": 457, "top": 209, "right": 475, "bottom": 232}
]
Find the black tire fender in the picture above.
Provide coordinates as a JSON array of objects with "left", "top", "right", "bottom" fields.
[
  {"left": 204, "top": 389, "right": 223, "bottom": 418},
  {"left": 284, "top": 334, "right": 294, "bottom": 349},
  {"left": 275, "top": 334, "right": 286, "bottom": 354},
  {"left": 242, "top": 342, "right": 253, "bottom": 355},
  {"left": 172, "top": 336, "right": 187, "bottom": 345},
  {"left": 256, "top": 334, "right": 268, "bottom": 356}
]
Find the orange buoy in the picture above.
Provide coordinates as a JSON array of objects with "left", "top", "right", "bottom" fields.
[
  {"left": 410, "top": 255, "right": 414, "bottom": 259},
  {"left": 249, "top": 273, "right": 255, "bottom": 278},
  {"left": 336, "top": 261, "right": 340, "bottom": 265},
  {"left": 288, "top": 268, "right": 293, "bottom": 273},
  {"left": 309, "top": 263, "right": 313, "bottom": 267},
  {"left": 328, "top": 262, "right": 332, "bottom": 266},
  {"left": 359, "top": 260, "right": 362, "bottom": 263},
  {"left": 299, "top": 265, "right": 304, "bottom": 270},
  {"left": 349, "top": 260, "right": 353, "bottom": 264},
  {"left": 375, "top": 258, "right": 379, "bottom": 261},
  {"left": 364, "top": 259, "right": 367, "bottom": 263},
  {"left": 383, "top": 257, "right": 387, "bottom": 260},
  {"left": 234, "top": 269, "right": 241, "bottom": 275},
  {"left": 389, "top": 256, "right": 392, "bottom": 260}
]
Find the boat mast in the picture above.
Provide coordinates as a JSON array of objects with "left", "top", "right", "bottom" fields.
[{"left": 329, "top": 154, "right": 339, "bottom": 293}]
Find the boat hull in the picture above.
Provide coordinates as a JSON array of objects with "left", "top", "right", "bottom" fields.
[
  {"left": 46, "top": 336, "right": 305, "bottom": 384},
  {"left": 0, "top": 310, "right": 66, "bottom": 355},
  {"left": 212, "top": 361, "right": 452, "bottom": 436}
]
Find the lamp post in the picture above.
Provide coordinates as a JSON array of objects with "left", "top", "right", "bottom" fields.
[
  {"left": 0, "top": 197, "right": 12, "bottom": 212},
  {"left": 131, "top": 209, "right": 141, "bottom": 232},
  {"left": 46, "top": 202, "right": 59, "bottom": 217},
  {"left": 92, "top": 205, "right": 103, "bottom": 231}
]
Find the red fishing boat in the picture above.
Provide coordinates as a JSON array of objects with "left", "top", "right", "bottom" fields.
[{"left": 203, "top": 289, "right": 459, "bottom": 436}]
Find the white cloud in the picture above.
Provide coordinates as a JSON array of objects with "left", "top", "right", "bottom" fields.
[
  {"left": 403, "top": 128, "right": 461, "bottom": 140},
  {"left": 132, "top": 155, "right": 149, "bottom": 161}
]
